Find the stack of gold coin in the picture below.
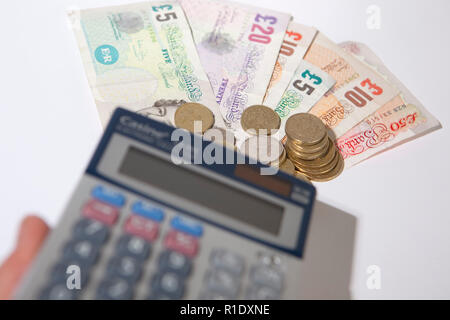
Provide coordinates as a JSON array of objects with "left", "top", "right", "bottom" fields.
[{"left": 285, "top": 113, "right": 344, "bottom": 182}]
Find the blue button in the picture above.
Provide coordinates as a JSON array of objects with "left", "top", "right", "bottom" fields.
[
  {"left": 91, "top": 185, "right": 125, "bottom": 207},
  {"left": 132, "top": 201, "right": 165, "bottom": 222},
  {"left": 170, "top": 216, "right": 203, "bottom": 237}
]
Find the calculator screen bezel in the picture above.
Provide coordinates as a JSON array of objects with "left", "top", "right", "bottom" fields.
[{"left": 86, "top": 108, "right": 316, "bottom": 258}]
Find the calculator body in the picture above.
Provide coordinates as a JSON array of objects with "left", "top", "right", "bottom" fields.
[{"left": 15, "top": 108, "right": 316, "bottom": 300}]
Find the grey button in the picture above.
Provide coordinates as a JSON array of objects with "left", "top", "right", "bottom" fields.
[
  {"left": 97, "top": 278, "right": 134, "bottom": 300},
  {"left": 116, "top": 235, "right": 151, "bottom": 261},
  {"left": 50, "top": 260, "right": 89, "bottom": 287},
  {"left": 205, "top": 269, "right": 240, "bottom": 298},
  {"left": 107, "top": 256, "right": 142, "bottom": 282},
  {"left": 210, "top": 248, "right": 245, "bottom": 276},
  {"left": 40, "top": 283, "right": 78, "bottom": 300},
  {"left": 73, "top": 218, "right": 109, "bottom": 244},
  {"left": 63, "top": 239, "right": 100, "bottom": 265},
  {"left": 246, "top": 285, "right": 280, "bottom": 300},
  {"left": 250, "top": 266, "right": 284, "bottom": 292},
  {"left": 151, "top": 272, "right": 185, "bottom": 299},
  {"left": 158, "top": 250, "right": 191, "bottom": 277}
]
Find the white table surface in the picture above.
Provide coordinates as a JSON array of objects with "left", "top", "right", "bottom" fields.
[{"left": 1, "top": 0, "right": 449, "bottom": 299}]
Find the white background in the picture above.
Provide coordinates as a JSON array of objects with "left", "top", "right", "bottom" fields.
[{"left": 1, "top": 0, "right": 449, "bottom": 299}]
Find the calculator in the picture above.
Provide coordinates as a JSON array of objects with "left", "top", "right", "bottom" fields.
[{"left": 15, "top": 108, "right": 316, "bottom": 300}]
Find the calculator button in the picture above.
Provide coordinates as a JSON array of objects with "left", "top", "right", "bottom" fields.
[
  {"left": 164, "top": 230, "right": 199, "bottom": 258},
  {"left": 97, "top": 278, "right": 134, "bottom": 300},
  {"left": 246, "top": 285, "right": 280, "bottom": 300},
  {"left": 63, "top": 240, "right": 100, "bottom": 266},
  {"left": 250, "top": 266, "right": 284, "bottom": 292},
  {"left": 83, "top": 199, "right": 119, "bottom": 226},
  {"left": 73, "top": 218, "right": 109, "bottom": 244},
  {"left": 40, "top": 283, "right": 78, "bottom": 300},
  {"left": 205, "top": 269, "right": 240, "bottom": 298},
  {"left": 91, "top": 185, "right": 125, "bottom": 207},
  {"left": 107, "top": 256, "right": 142, "bottom": 282},
  {"left": 124, "top": 215, "right": 159, "bottom": 242},
  {"left": 170, "top": 216, "right": 203, "bottom": 237},
  {"left": 116, "top": 235, "right": 151, "bottom": 261},
  {"left": 210, "top": 249, "right": 245, "bottom": 276},
  {"left": 158, "top": 250, "right": 192, "bottom": 277},
  {"left": 132, "top": 201, "right": 165, "bottom": 222},
  {"left": 151, "top": 272, "right": 185, "bottom": 299}
]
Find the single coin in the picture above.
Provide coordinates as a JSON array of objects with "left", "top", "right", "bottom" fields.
[
  {"left": 241, "top": 105, "right": 281, "bottom": 135},
  {"left": 239, "top": 136, "right": 285, "bottom": 165},
  {"left": 285, "top": 113, "right": 327, "bottom": 145},
  {"left": 295, "top": 150, "right": 340, "bottom": 176},
  {"left": 304, "top": 154, "right": 345, "bottom": 182},
  {"left": 279, "top": 159, "right": 295, "bottom": 175},
  {"left": 288, "top": 137, "right": 336, "bottom": 167},
  {"left": 174, "top": 103, "right": 215, "bottom": 133}
]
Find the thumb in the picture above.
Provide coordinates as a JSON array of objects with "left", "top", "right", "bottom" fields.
[{"left": 0, "top": 215, "right": 50, "bottom": 300}]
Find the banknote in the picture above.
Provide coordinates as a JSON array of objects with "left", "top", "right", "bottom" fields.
[
  {"left": 263, "top": 22, "right": 317, "bottom": 108},
  {"left": 69, "top": 1, "right": 225, "bottom": 129},
  {"left": 179, "top": 0, "right": 291, "bottom": 129},
  {"left": 273, "top": 59, "right": 336, "bottom": 141},
  {"left": 303, "top": 33, "right": 400, "bottom": 138},
  {"left": 336, "top": 42, "right": 442, "bottom": 168}
]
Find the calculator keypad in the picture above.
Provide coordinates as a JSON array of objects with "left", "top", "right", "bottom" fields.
[{"left": 39, "top": 184, "right": 289, "bottom": 300}]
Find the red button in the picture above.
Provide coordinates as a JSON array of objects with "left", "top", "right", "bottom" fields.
[
  {"left": 83, "top": 199, "right": 119, "bottom": 225},
  {"left": 164, "top": 230, "right": 199, "bottom": 258},
  {"left": 124, "top": 215, "right": 159, "bottom": 242}
]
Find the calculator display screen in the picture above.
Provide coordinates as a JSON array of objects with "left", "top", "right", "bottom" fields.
[{"left": 119, "top": 146, "right": 284, "bottom": 235}]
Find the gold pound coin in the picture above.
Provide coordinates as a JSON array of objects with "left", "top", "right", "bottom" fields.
[
  {"left": 241, "top": 105, "right": 281, "bottom": 135},
  {"left": 174, "top": 103, "right": 215, "bottom": 134},
  {"left": 285, "top": 113, "right": 327, "bottom": 145},
  {"left": 295, "top": 150, "right": 340, "bottom": 176},
  {"left": 286, "top": 139, "right": 330, "bottom": 161},
  {"left": 288, "top": 133, "right": 329, "bottom": 154},
  {"left": 304, "top": 154, "right": 345, "bottom": 182},
  {"left": 288, "top": 137, "right": 336, "bottom": 168}
]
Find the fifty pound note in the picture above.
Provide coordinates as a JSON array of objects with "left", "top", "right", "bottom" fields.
[
  {"left": 179, "top": 0, "right": 291, "bottom": 129},
  {"left": 336, "top": 42, "right": 442, "bottom": 168},
  {"left": 69, "top": 1, "right": 225, "bottom": 129},
  {"left": 264, "top": 22, "right": 317, "bottom": 108}
]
